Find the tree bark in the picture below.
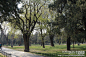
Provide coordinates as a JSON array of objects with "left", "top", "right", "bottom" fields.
[
  {"left": 67, "top": 36, "right": 70, "bottom": 50},
  {"left": 85, "top": 23, "right": 86, "bottom": 43},
  {"left": 40, "top": 28, "right": 45, "bottom": 48},
  {"left": 84, "top": 20, "right": 86, "bottom": 43},
  {"left": 50, "top": 35, "right": 54, "bottom": 46},
  {"left": 6, "top": 36, "right": 8, "bottom": 46},
  {"left": 41, "top": 42, "right": 42, "bottom": 46},
  {"left": 11, "top": 37, "right": 13, "bottom": 48},
  {"left": 73, "top": 40, "right": 74, "bottom": 48},
  {"left": 23, "top": 33, "right": 30, "bottom": 52},
  {"left": 42, "top": 37, "right": 45, "bottom": 48}
]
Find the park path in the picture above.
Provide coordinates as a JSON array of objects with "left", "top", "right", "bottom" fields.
[{"left": 1, "top": 47, "right": 44, "bottom": 57}]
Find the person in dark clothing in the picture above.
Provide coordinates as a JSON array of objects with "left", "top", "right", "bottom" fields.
[{"left": 0, "top": 43, "right": 2, "bottom": 50}]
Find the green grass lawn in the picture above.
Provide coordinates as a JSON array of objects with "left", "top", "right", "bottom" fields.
[
  {"left": 0, "top": 53, "right": 4, "bottom": 57},
  {"left": 5, "top": 44, "right": 86, "bottom": 57}
]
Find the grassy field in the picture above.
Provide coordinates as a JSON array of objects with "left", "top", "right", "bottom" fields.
[
  {"left": 5, "top": 44, "right": 86, "bottom": 57},
  {"left": 0, "top": 53, "right": 4, "bottom": 57}
]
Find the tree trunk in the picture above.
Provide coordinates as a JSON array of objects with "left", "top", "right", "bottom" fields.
[
  {"left": 78, "top": 43, "right": 80, "bottom": 46},
  {"left": 29, "top": 41, "right": 31, "bottom": 46},
  {"left": 59, "top": 41, "right": 60, "bottom": 45},
  {"left": 41, "top": 42, "right": 42, "bottom": 46},
  {"left": 42, "top": 37, "right": 45, "bottom": 48},
  {"left": 67, "top": 36, "right": 70, "bottom": 50},
  {"left": 73, "top": 40, "right": 74, "bottom": 48},
  {"left": 29, "top": 38, "right": 31, "bottom": 46},
  {"left": 1, "top": 29, "right": 4, "bottom": 44},
  {"left": 61, "top": 33, "right": 63, "bottom": 44},
  {"left": 6, "top": 38, "right": 8, "bottom": 46},
  {"left": 84, "top": 22, "right": 86, "bottom": 43},
  {"left": 6, "top": 36, "right": 8, "bottom": 46},
  {"left": 19, "top": 41, "right": 21, "bottom": 46},
  {"left": 40, "top": 28, "right": 45, "bottom": 48},
  {"left": 11, "top": 37, "right": 13, "bottom": 48},
  {"left": 61, "top": 37, "right": 62, "bottom": 44},
  {"left": 23, "top": 33, "right": 30, "bottom": 52},
  {"left": 50, "top": 35, "right": 54, "bottom": 46},
  {"left": 75, "top": 41, "right": 76, "bottom": 44}
]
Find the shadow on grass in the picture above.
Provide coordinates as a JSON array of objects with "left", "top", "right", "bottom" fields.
[
  {"left": 31, "top": 50, "right": 86, "bottom": 57},
  {"left": 79, "top": 47, "right": 86, "bottom": 50},
  {"left": 31, "top": 52, "right": 69, "bottom": 57}
]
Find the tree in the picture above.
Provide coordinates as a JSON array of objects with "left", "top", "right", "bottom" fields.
[
  {"left": 40, "top": 23, "right": 47, "bottom": 48},
  {"left": 35, "top": 2, "right": 50, "bottom": 48},
  {"left": 47, "top": 12, "right": 60, "bottom": 47},
  {"left": 48, "top": 0, "right": 84, "bottom": 50},
  {"left": 0, "top": 0, "right": 21, "bottom": 46},
  {"left": 8, "top": 0, "right": 46, "bottom": 52},
  {"left": 0, "top": 0, "right": 20, "bottom": 16},
  {"left": 36, "top": 17, "right": 48, "bottom": 48},
  {"left": 78, "top": 0, "right": 86, "bottom": 42},
  {"left": 1, "top": 22, "right": 9, "bottom": 46},
  {"left": 48, "top": 0, "right": 70, "bottom": 49}
]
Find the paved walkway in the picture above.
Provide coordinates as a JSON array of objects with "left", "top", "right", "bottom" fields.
[{"left": 0, "top": 47, "right": 44, "bottom": 57}]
